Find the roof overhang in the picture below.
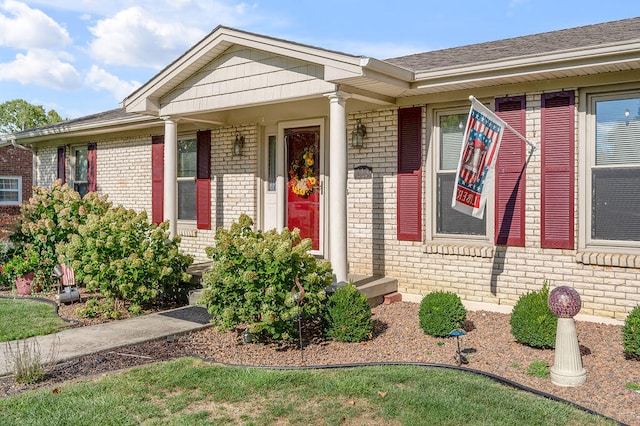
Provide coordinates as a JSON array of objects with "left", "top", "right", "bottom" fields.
[
  {"left": 2, "top": 113, "right": 160, "bottom": 145},
  {"left": 122, "top": 26, "right": 381, "bottom": 116},
  {"left": 412, "top": 40, "right": 640, "bottom": 94}
]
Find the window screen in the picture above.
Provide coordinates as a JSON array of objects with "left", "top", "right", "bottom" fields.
[
  {"left": 436, "top": 113, "right": 486, "bottom": 236},
  {"left": 592, "top": 96, "right": 640, "bottom": 242}
]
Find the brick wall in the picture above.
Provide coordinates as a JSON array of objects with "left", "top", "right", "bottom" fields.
[
  {"left": 33, "top": 126, "right": 259, "bottom": 262},
  {"left": 179, "top": 124, "right": 258, "bottom": 260},
  {"left": 0, "top": 145, "right": 32, "bottom": 237},
  {"left": 346, "top": 93, "right": 640, "bottom": 321}
]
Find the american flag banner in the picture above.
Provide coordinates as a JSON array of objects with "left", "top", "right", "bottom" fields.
[{"left": 451, "top": 96, "right": 507, "bottom": 219}]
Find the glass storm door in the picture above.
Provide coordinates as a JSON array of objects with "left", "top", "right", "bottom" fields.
[{"left": 286, "top": 126, "right": 320, "bottom": 251}]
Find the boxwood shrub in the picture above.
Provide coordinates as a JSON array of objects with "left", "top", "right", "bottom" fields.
[
  {"left": 419, "top": 291, "right": 467, "bottom": 337},
  {"left": 623, "top": 305, "right": 640, "bottom": 359},
  {"left": 323, "top": 282, "right": 372, "bottom": 342},
  {"left": 509, "top": 281, "right": 557, "bottom": 349}
]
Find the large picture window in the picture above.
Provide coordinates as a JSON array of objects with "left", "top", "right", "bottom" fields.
[
  {"left": 177, "top": 138, "right": 197, "bottom": 221},
  {"left": 434, "top": 111, "right": 486, "bottom": 237},
  {"left": 589, "top": 92, "right": 640, "bottom": 244},
  {"left": 0, "top": 176, "right": 21, "bottom": 205}
]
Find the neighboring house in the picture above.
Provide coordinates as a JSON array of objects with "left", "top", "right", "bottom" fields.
[
  {"left": 0, "top": 143, "right": 32, "bottom": 238},
  {"left": 2, "top": 17, "right": 640, "bottom": 320}
]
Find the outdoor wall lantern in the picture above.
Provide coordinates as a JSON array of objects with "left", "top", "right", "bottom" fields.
[
  {"left": 351, "top": 118, "right": 367, "bottom": 148},
  {"left": 233, "top": 131, "right": 245, "bottom": 156}
]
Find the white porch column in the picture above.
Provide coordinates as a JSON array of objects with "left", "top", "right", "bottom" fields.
[
  {"left": 163, "top": 117, "right": 178, "bottom": 238},
  {"left": 325, "top": 91, "right": 350, "bottom": 285}
]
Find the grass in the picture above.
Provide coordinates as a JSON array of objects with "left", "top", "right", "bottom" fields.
[
  {"left": 526, "top": 360, "right": 550, "bottom": 378},
  {"left": 0, "top": 298, "right": 69, "bottom": 342},
  {"left": 0, "top": 358, "right": 616, "bottom": 426}
]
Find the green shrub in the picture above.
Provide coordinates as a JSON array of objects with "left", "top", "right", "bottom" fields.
[
  {"left": 622, "top": 305, "right": 640, "bottom": 359},
  {"left": 0, "top": 239, "right": 14, "bottom": 288},
  {"left": 8, "top": 180, "right": 111, "bottom": 289},
  {"left": 509, "top": 281, "right": 557, "bottom": 349},
  {"left": 323, "top": 282, "right": 372, "bottom": 342},
  {"left": 200, "top": 214, "right": 333, "bottom": 342},
  {"left": 57, "top": 206, "right": 193, "bottom": 312},
  {"left": 418, "top": 291, "right": 467, "bottom": 337}
]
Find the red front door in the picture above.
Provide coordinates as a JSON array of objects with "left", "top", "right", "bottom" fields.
[{"left": 286, "top": 126, "right": 320, "bottom": 250}]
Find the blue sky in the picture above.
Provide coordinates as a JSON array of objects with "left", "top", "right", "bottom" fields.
[{"left": 1, "top": 0, "right": 639, "bottom": 120}]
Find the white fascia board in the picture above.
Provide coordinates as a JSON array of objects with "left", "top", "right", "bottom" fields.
[
  {"left": 413, "top": 41, "right": 640, "bottom": 89},
  {"left": 11, "top": 115, "right": 159, "bottom": 144},
  {"left": 123, "top": 27, "right": 366, "bottom": 113}
]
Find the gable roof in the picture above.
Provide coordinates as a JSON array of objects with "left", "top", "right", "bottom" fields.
[
  {"left": 5, "top": 16, "right": 640, "bottom": 144},
  {"left": 123, "top": 25, "right": 371, "bottom": 115}
]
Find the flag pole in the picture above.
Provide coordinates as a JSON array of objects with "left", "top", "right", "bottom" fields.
[{"left": 469, "top": 96, "right": 536, "bottom": 150}]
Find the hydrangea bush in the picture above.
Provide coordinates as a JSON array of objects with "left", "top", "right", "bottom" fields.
[
  {"left": 57, "top": 207, "right": 192, "bottom": 313},
  {"left": 8, "top": 180, "right": 111, "bottom": 288},
  {"left": 200, "top": 214, "right": 334, "bottom": 342}
]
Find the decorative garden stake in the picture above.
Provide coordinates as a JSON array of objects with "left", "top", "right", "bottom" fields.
[
  {"left": 449, "top": 328, "right": 468, "bottom": 366},
  {"left": 548, "top": 286, "right": 586, "bottom": 386},
  {"left": 292, "top": 275, "right": 306, "bottom": 362}
]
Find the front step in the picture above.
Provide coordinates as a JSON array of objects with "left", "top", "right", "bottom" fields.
[
  {"left": 349, "top": 274, "right": 399, "bottom": 306},
  {"left": 186, "top": 267, "right": 399, "bottom": 307}
]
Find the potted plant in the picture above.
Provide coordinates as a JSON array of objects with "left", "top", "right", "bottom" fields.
[{"left": 3, "top": 249, "right": 42, "bottom": 295}]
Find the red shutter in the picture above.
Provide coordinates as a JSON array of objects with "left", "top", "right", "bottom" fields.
[
  {"left": 196, "top": 130, "right": 211, "bottom": 230},
  {"left": 397, "top": 107, "right": 422, "bottom": 241},
  {"left": 151, "top": 135, "right": 164, "bottom": 224},
  {"left": 495, "top": 96, "right": 526, "bottom": 246},
  {"left": 541, "top": 92, "right": 574, "bottom": 249},
  {"left": 87, "top": 142, "right": 97, "bottom": 193},
  {"left": 57, "top": 146, "right": 66, "bottom": 183}
]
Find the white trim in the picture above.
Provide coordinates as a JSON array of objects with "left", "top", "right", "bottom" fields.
[
  {"left": 277, "top": 117, "right": 326, "bottom": 257},
  {"left": 426, "top": 103, "right": 494, "bottom": 245},
  {"left": 0, "top": 176, "right": 22, "bottom": 206},
  {"left": 579, "top": 85, "right": 640, "bottom": 252}
]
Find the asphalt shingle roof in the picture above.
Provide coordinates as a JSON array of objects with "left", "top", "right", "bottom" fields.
[{"left": 385, "top": 16, "right": 640, "bottom": 71}]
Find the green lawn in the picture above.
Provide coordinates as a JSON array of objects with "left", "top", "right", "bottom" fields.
[
  {"left": 0, "top": 358, "right": 615, "bottom": 425},
  {"left": 0, "top": 298, "right": 69, "bottom": 342}
]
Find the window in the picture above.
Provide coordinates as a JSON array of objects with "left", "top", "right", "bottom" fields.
[
  {"left": 587, "top": 91, "right": 640, "bottom": 245},
  {"left": 74, "top": 146, "right": 88, "bottom": 197},
  {"left": 177, "top": 138, "right": 197, "bottom": 221},
  {"left": 0, "top": 176, "right": 21, "bottom": 205},
  {"left": 434, "top": 110, "right": 486, "bottom": 237},
  {"left": 268, "top": 135, "right": 276, "bottom": 191}
]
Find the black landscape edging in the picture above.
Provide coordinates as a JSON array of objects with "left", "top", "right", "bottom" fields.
[{"left": 196, "top": 358, "right": 627, "bottom": 426}]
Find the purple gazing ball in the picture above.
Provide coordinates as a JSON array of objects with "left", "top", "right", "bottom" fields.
[{"left": 548, "top": 286, "right": 582, "bottom": 318}]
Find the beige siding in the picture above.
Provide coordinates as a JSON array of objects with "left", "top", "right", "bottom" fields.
[{"left": 161, "top": 46, "right": 333, "bottom": 115}]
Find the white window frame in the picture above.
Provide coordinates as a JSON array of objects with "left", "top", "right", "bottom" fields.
[
  {"left": 0, "top": 176, "right": 22, "bottom": 206},
  {"left": 177, "top": 136, "right": 197, "bottom": 226},
  {"left": 72, "top": 145, "right": 88, "bottom": 197},
  {"left": 426, "top": 103, "right": 494, "bottom": 245},
  {"left": 579, "top": 85, "right": 640, "bottom": 253}
]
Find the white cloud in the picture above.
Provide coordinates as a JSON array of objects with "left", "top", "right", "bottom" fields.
[
  {"left": 0, "top": 49, "right": 81, "bottom": 90},
  {"left": 85, "top": 65, "right": 141, "bottom": 102},
  {"left": 87, "top": 6, "right": 207, "bottom": 69},
  {"left": 0, "top": 0, "right": 72, "bottom": 49}
]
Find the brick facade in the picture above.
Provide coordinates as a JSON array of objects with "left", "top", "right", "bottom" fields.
[
  {"left": 345, "top": 92, "right": 639, "bottom": 321},
  {"left": 0, "top": 145, "right": 32, "bottom": 237},
  {"left": 35, "top": 125, "right": 259, "bottom": 262}
]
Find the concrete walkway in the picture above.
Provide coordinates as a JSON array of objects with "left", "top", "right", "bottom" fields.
[{"left": 0, "top": 306, "right": 212, "bottom": 377}]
